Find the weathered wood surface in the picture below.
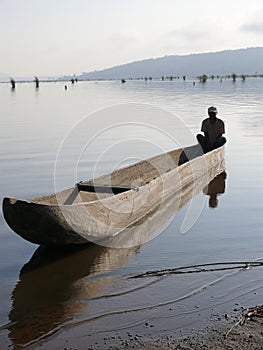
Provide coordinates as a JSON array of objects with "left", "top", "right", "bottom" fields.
[{"left": 2, "top": 145, "right": 225, "bottom": 246}]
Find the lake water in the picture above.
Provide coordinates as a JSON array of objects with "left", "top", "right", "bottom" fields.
[{"left": 0, "top": 78, "right": 263, "bottom": 349}]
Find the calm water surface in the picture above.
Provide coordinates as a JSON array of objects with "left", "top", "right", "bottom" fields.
[{"left": 0, "top": 79, "right": 263, "bottom": 349}]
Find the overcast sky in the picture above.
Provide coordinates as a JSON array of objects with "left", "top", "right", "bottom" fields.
[{"left": 1, "top": 0, "right": 263, "bottom": 77}]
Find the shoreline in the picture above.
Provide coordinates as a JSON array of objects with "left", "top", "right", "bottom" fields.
[{"left": 29, "top": 306, "right": 263, "bottom": 350}]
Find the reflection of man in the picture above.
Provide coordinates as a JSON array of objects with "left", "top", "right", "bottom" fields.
[
  {"left": 203, "top": 172, "right": 227, "bottom": 208},
  {"left": 197, "top": 106, "right": 226, "bottom": 153}
]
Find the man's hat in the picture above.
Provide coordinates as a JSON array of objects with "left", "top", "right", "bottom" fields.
[{"left": 208, "top": 106, "right": 218, "bottom": 114}]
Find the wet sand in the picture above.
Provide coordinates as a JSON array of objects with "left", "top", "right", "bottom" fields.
[
  {"left": 31, "top": 306, "right": 263, "bottom": 350},
  {"left": 140, "top": 317, "right": 263, "bottom": 350}
]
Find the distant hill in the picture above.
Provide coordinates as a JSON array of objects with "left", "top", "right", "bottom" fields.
[{"left": 78, "top": 47, "right": 263, "bottom": 80}]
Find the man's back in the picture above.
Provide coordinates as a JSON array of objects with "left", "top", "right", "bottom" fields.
[{"left": 201, "top": 117, "right": 225, "bottom": 146}]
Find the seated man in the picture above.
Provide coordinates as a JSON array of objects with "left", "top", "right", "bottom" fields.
[{"left": 197, "top": 106, "right": 226, "bottom": 153}]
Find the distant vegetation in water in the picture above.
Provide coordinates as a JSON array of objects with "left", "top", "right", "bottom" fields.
[{"left": 2, "top": 72, "right": 263, "bottom": 88}]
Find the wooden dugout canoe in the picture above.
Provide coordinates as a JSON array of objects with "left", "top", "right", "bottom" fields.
[{"left": 2, "top": 144, "right": 225, "bottom": 246}]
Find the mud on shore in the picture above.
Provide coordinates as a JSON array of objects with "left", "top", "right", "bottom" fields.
[{"left": 46, "top": 307, "right": 263, "bottom": 350}]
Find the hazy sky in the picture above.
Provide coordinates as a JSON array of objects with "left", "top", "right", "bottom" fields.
[{"left": 1, "top": 0, "right": 263, "bottom": 77}]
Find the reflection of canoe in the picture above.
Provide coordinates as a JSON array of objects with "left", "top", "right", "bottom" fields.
[
  {"left": 7, "top": 244, "right": 136, "bottom": 349},
  {"left": 2, "top": 145, "right": 225, "bottom": 246}
]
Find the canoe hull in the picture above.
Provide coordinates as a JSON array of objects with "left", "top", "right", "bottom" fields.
[{"left": 2, "top": 145, "right": 225, "bottom": 246}]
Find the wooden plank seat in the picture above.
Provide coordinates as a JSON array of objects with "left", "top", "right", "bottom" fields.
[{"left": 76, "top": 182, "right": 135, "bottom": 194}]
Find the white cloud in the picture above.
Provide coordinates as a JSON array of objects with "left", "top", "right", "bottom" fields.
[
  {"left": 240, "top": 7, "right": 263, "bottom": 33},
  {"left": 168, "top": 28, "right": 208, "bottom": 41},
  {"left": 241, "top": 21, "right": 263, "bottom": 33}
]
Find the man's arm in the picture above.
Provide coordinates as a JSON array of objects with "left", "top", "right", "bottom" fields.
[
  {"left": 219, "top": 120, "right": 225, "bottom": 134},
  {"left": 201, "top": 120, "right": 206, "bottom": 133},
  {"left": 215, "top": 120, "right": 225, "bottom": 142},
  {"left": 201, "top": 120, "right": 209, "bottom": 139}
]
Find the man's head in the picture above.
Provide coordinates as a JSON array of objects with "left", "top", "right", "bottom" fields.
[{"left": 208, "top": 106, "right": 218, "bottom": 118}]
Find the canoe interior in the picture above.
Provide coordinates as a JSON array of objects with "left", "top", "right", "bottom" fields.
[{"left": 28, "top": 145, "right": 203, "bottom": 206}]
